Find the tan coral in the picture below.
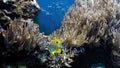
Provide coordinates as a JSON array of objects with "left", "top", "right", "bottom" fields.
[
  {"left": 49, "top": 0, "right": 120, "bottom": 47},
  {"left": 2, "top": 18, "right": 41, "bottom": 51}
]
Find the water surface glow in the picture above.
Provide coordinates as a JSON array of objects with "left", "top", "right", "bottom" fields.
[{"left": 37, "top": 0, "right": 74, "bottom": 35}]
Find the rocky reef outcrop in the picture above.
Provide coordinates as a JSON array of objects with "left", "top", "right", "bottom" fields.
[
  {"left": 50, "top": 0, "right": 120, "bottom": 67},
  {"left": 0, "top": 0, "right": 42, "bottom": 67},
  {"left": 0, "top": 0, "right": 120, "bottom": 68}
]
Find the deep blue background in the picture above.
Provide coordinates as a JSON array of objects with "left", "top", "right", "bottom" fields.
[{"left": 36, "top": 0, "right": 74, "bottom": 35}]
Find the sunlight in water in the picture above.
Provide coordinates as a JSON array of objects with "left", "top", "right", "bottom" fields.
[{"left": 36, "top": 0, "right": 74, "bottom": 35}]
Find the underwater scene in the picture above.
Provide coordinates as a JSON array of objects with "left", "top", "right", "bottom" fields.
[{"left": 0, "top": 0, "right": 120, "bottom": 68}]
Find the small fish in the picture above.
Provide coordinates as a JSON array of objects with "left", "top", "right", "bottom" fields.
[
  {"left": 48, "top": 39, "right": 62, "bottom": 55},
  {"left": 48, "top": 5, "right": 52, "bottom": 8}
]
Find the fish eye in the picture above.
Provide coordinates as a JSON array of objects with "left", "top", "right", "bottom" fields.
[{"left": 56, "top": 41, "right": 58, "bottom": 44}]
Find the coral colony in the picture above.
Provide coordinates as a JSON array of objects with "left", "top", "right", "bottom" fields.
[{"left": 0, "top": 0, "right": 120, "bottom": 68}]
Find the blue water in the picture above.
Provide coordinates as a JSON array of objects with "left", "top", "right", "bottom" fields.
[{"left": 36, "top": 0, "right": 74, "bottom": 35}]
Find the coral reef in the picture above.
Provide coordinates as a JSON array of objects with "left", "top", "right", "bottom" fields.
[
  {"left": 49, "top": 0, "right": 120, "bottom": 67},
  {"left": 51, "top": 0, "right": 116, "bottom": 47},
  {"left": 0, "top": 0, "right": 120, "bottom": 68},
  {"left": 0, "top": 0, "right": 42, "bottom": 67},
  {"left": 2, "top": 19, "right": 39, "bottom": 51},
  {"left": 111, "top": 27, "right": 120, "bottom": 67}
]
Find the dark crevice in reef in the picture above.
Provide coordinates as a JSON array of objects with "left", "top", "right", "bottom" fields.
[
  {"left": 5, "top": 12, "right": 20, "bottom": 20},
  {"left": 68, "top": 36, "right": 113, "bottom": 68},
  {"left": 71, "top": 41, "right": 113, "bottom": 68},
  {"left": 0, "top": 1, "right": 16, "bottom": 10},
  {"left": 72, "top": 48, "right": 112, "bottom": 68}
]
